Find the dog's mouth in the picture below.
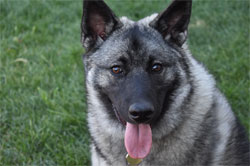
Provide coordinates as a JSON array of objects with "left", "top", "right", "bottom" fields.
[
  {"left": 112, "top": 105, "right": 152, "bottom": 159},
  {"left": 112, "top": 105, "right": 126, "bottom": 126}
]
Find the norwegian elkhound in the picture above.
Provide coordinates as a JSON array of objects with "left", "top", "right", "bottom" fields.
[{"left": 80, "top": 0, "right": 249, "bottom": 165}]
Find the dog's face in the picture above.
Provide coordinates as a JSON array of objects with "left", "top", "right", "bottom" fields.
[{"left": 81, "top": 0, "right": 192, "bottom": 127}]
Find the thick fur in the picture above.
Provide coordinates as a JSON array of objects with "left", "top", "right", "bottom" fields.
[{"left": 81, "top": 1, "right": 249, "bottom": 165}]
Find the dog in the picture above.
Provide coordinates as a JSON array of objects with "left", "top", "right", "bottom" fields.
[{"left": 80, "top": 0, "right": 249, "bottom": 165}]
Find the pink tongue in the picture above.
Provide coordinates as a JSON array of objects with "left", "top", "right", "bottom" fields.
[{"left": 125, "top": 123, "right": 152, "bottom": 159}]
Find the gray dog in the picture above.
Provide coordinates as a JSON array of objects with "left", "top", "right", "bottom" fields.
[{"left": 80, "top": 0, "right": 249, "bottom": 165}]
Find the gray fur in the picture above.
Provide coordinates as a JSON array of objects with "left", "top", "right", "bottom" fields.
[{"left": 81, "top": 0, "right": 249, "bottom": 165}]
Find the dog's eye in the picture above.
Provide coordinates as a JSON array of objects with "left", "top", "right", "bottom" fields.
[
  {"left": 111, "top": 66, "right": 123, "bottom": 74},
  {"left": 151, "top": 63, "right": 163, "bottom": 73}
]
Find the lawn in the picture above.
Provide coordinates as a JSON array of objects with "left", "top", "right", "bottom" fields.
[{"left": 0, "top": 0, "right": 249, "bottom": 165}]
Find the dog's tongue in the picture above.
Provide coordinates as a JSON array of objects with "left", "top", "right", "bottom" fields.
[{"left": 125, "top": 123, "right": 152, "bottom": 159}]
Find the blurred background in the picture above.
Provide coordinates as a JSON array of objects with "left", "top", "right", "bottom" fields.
[{"left": 0, "top": 0, "right": 249, "bottom": 165}]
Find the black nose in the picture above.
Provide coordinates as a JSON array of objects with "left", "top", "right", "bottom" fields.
[{"left": 128, "top": 102, "right": 155, "bottom": 123}]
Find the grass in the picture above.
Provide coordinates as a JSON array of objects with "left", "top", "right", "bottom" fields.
[{"left": 0, "top": 0, "right": 249, "bottom": 165}]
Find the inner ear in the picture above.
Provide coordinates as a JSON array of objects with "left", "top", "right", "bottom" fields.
[
  {"left": 89, "top": 13, "right": 106, "bottom": 39},
  {"left": 81, "top": 0, "right": 123, "bottom": 50},
  {"left": 150, "top": 0, "right": 192, "bottom": 46},
  {"left": 163, "top": 2, "right": 191, "bottom": 35},
  {"left": 86, "top": 3, "right": 112, "bottom": 40}
]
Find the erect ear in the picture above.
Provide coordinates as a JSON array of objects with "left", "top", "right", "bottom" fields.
[
  {"left": 149, "top": 0, "right": 192, "bottom": 46},
  {"left": 81, "top": 0, "right": 123, "bottom": 50}
]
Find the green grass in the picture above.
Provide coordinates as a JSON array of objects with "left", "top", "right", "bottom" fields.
[{"left": 0, "top": 0, "right": 249, "bottom": 165}]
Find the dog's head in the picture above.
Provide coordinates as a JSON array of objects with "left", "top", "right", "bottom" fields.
[
  {"left": 81, "top": 0, "right": 192, "bottom": 158},
  {"left": 81, "top": 0, "right": 192, "bottom": 125}
]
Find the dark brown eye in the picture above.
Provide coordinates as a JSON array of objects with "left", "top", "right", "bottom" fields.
[
  {"left": 111, "top": 66, "right": 123, "bottom": 74},
  {"left": 152, "top": 63, "right": 163, "bottom": 73}
]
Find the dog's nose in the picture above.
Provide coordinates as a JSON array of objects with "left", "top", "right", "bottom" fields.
[{"left": 128, "top": 102, "right": 154, "bottom": 123}]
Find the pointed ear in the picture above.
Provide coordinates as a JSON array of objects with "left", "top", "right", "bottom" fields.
[
  {"left": 81, "top": 0, "right": 123, "bottom": 50},
  {"left": 149, "top": 0, "right": 192, "bottom": 46}
]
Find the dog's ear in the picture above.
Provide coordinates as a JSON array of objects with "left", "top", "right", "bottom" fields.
[
  {"left": 81, "top": 0, "right": 123, "bottom": 50},
  {"left": 150, "top": 0, "right": 192, "bottom": 46}
]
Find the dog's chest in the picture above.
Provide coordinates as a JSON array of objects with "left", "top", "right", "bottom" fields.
[{"left": 95, "top": 136, "right": 188, "bottom": 166}]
